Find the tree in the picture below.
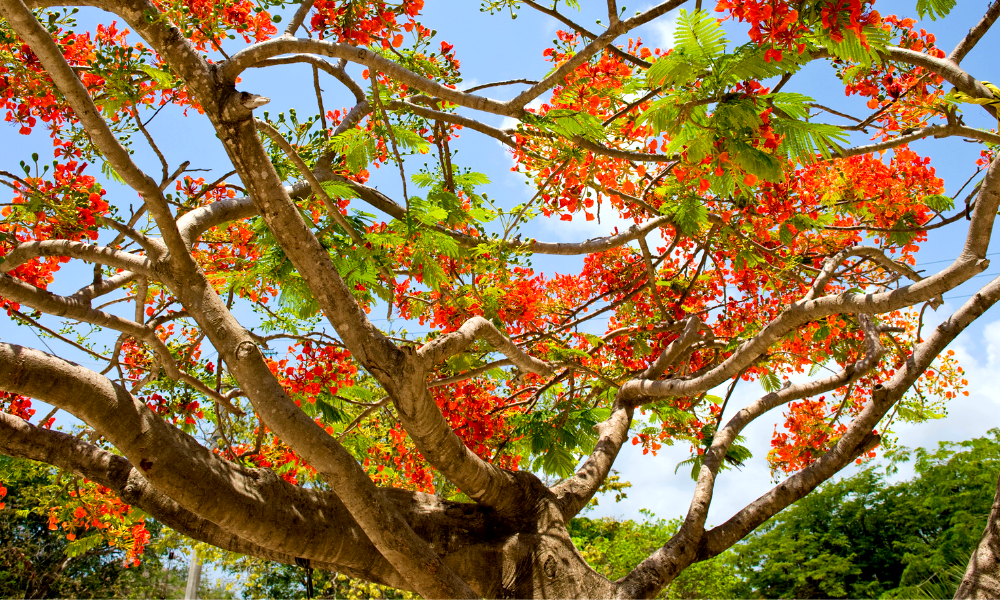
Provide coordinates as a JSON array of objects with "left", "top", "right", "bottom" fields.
[
  {"left": 732, "top": 428, "right": 1000, "bottom": 599},
  {"left": 0, "top": 0, "right": 999, "bottom": 596},
  {"left": 0, "top": 454, "right": 230, "bottom": 599}
]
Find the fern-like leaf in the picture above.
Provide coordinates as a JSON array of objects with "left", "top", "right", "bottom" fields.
[
  {"left": 916, "top": 0, "right": 956, "bottom": 20},
  {"left": 773, "top": 119, "right": 849, "bottom": 163},
  {"left": 674, "top": 9, "right": 728, "bottom": 60}
]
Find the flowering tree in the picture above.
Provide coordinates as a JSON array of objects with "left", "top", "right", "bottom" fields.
[{"left": 0, "top": 0, "right": 998, "bottom": 596}]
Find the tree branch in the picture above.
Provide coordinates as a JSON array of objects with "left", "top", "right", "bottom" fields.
[
  {"left": 615, "top": 149, "right": 1000, "bottom": 404},
  {"left": 0, "top": 411, "right": 408, "bottom": 588},
  {"left": 835, "top": 124, "right": 1000, "bottom": 158},
  {"left": 417, "top": 316, "right": 554, "bottom": 377},
  {"left": 694, "top": 274, "right": 1000, "bottom": 564},
  {"left": 949, "top": 0, "right": 1000, "bottom": 64},
  {"left": 0, "top": 240, "right": 155, "bottom": 279}
]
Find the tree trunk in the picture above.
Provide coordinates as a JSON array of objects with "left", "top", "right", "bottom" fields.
[
  {"left": 184, "top": 559, "right": 201, "bottom": 600},
  {"left": 956, "top": 472, "right": 1000, "bottom": 599}
]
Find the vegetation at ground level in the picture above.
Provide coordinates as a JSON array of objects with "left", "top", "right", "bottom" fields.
[{"left": 4, "top": 429, "right": 999, "bottom": 599}]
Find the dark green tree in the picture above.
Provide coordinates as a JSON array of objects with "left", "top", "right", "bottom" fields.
[{"left": 733, "top": 429, "right": 1000, "bottom": 599}]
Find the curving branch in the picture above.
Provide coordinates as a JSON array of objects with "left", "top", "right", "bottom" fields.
[
  {"left": 552, "top": 315, "right": 706, "bottom": 520},
  {"left": 428, "top": 359, "right": 514, "bottom": 388},
  {"left": 617, "top": 287, "right": 1000, "bottom": 600},
  {"left": 0, "top": 411, "right": 408, "bottom": 587},
  {"left": 835, "top": 124, "right": 1000, "bottom": 159},
  {"left": 177, "top": 185, "right": 676, "bottom": 257},
  {"left": 694, "top": 273, "right": 1000, "bottom": 565},
  {"left": 950, "top": 0, "right": 1000, "bottom": 64},
  {"left": 0, "top": 347, "right": 531, "bottom": 594},
  {"left": 804, "top": 246, "right": 923, "bottom": 301},
  {"left": 218, "top": 38, "right": 520, "bottom": 117},
  {"left": 686, "top": 314, "right": 885, "bottom": 537},
  {"left": 508, "top": 0, "right": 688, "bottom": 109},
  {"left": 520, "top": 0, "right": 650, "bottom": 68},
  {"left": 0, "top": 240, "right": 156, "bottom": 278},
  {"left": 0, "top": 342, "right": 392, "bottom": 570},
  {"left": 0, "top": 272, "right": 158, "bottom": 344},
  {"left": 552, "top": 401, "right": 633, "bottom": 521},
  {"left": 0, "top": 270, "right": 240, "bottom": 413},
  {"left": 573, "top": 136, "right": 679, "bottom": 163},
  {"left": 71, "top": 270, "right": 140, "bottom": 302},
  {"left": 885, "top": 47, "right": 999, "bottom": 119},
  {"left": 639, "top": 316, "right": 708, "bottom": 381},
  {"left": 418, "top": 316, "right": 554, "bottom": 377},
  {"left": 251, "top": 54, "right": 366, "bottom": 103},
  {"left": 390, "top": 100, "right": 516, "bottom": 147},
  {"left": 255, "top": 119, "right": 367, "bottom": 245}
]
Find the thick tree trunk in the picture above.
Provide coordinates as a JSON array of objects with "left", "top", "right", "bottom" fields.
[{"left": 956, "top": 472, "right": 1000, "bottom": 599}]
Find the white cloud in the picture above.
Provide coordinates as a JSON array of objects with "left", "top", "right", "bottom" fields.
[
  {"left": 498, "top": 97, "right": 544, "bottom": 132},
  {"left": 984, "top": 319, "right": 1000, "bottom": 367},
  {"left": 648, "top": 13, "right": 679, "bottom": 50}
]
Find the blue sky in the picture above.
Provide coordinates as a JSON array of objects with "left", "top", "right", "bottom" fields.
[{"left": 2, "top": 0, "right": 1000, "bottom": 531}]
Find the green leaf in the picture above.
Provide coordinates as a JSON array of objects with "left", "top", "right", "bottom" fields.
[
  {"left": 316, "top": 397, "right": 350, "bottom": 424},
  {"left": 99, "top": 97, "right": 124, "bottom": 118},
  {"left": 662, "top": 196, "right": 708, "bottom": 235},
  {"left": 326, "top": 129, "right": 376, "bottom": 173},
  {"left": 727, "top": 140, "right": 783, "bottom": 182},
  {"left": 922, "top": 193, "right": 955, "bottom": 213},
  {"left": 390, "top": 125, "right": 430, "bottom": 154},
  {"left": 467, "top": 207, "right": 497, "bottom": 223},
  {"left": 64, "top": 534, "right": 103, "bottom": 558},
  {"left": 674, "top": 9, "right": 728, "bottom": 61},
  {"left": 320, "top": 180, "right": 360, "bottom": 200},
  {"left": 767, "top": 92, "right": 815, "bottom": 120},
  {"left": 537, "top": 108, "right": 606, "bottom": 141},
  {"left": 778, "top": 223, "right": 795, "bottom": 246},
  {"left": 761, "top": 371, "right": 781, "bottom": 393},
  {"left": 718, "top": 45, "right": 806, "bottom": 84},
  {"left": 100, "top": 161, "right": 126, "bottom": 185},
  {"left": 540, "top": 444, "right": 579, "bottom": 479},
  {"left": 822, "top": 25, "right": 890, "bottom": 66},
  {"left": 138, "top": 64, "right": 175, "bottom": 88},
  {"left": 916, "top": 0, "right": 956, "bottom": 20},
  {"left": 773, "top": 119, "right": 849, "bottom": 163}
]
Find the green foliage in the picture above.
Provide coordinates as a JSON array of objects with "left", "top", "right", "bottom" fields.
[
  {"left": 569, "top": 512, "right": 742, "bottom": 599},
  {"left": 675, "top": 433, "right": 753, "bottom": 481},
  {"left": 821, "top": 25, "right": 891, "bottom": 66},
  {"left": 659, "top": 195, "right": 709, "bottom": 235},
  {"left": 0, "top": 455, "right": 211, "bottom": 599},
  {"left": 922, "top": 193, "right": 955, "bottom": 213},
  {"left": 733, "top": 429, "right": 1000, "bottom": 599},
  {"left": 327, "top": 129, "right": 378, "bottom": 174},
  {"left": 916, "top": 0, "right": 956, "bottom": 21},
  {"left": 223, "top": 558, "right": 415, "bottom": 600},
  {"left": 772, "top": 119, "right": 849, "bottom": 163},
  {"left": 528, "top": 108, "right": 605, "bottom": 141},
  {"left": 510, "top": 406, "right": 609, "bottom": 479}
]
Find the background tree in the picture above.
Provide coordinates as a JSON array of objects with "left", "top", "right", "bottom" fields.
[
  {"left": 0, "top": 455, "right": 233, "bottom": 599},
  {"left": 732, "top": 428, "right": 1000, "bottom": 599},
  {"left": 1, "top": 0, "right": 1000, "bottom": 597}
]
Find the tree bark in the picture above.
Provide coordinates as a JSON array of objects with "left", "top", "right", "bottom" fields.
[{"left": 956, "top": 472, "right": 1000, "bottom": 599}]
